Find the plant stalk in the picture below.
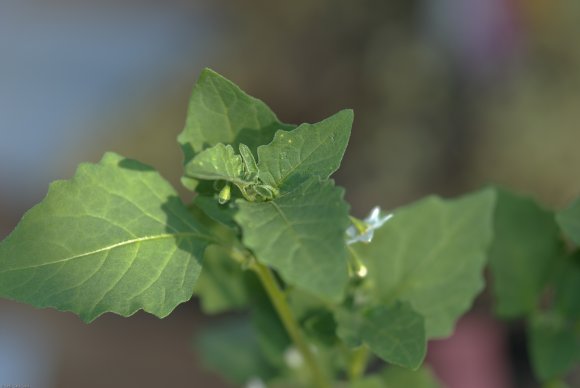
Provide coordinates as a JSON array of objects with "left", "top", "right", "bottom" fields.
[
  {"left": 251, "top": 261, "right": 331, "bottom": 388},
  {"left": 347, "top": 346, "right": 369, "bottom": 381}
]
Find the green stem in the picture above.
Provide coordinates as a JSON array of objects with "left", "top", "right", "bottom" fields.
[
  {"left": 347, "top": 346, "right": 369, "bottom": 381},
  {"left": 251, "top": 261, "right": 331, "bottom": 388}
]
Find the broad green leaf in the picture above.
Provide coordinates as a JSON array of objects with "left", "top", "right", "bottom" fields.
[
  {"left": 235, "top": 178, "right": 350, "bottom": 302},
  {"left": 557, "top": 197, "right": 580, "bottom": 245},
  {"left": 178, "top": 68, "right": 293, "bottom": 189},
  {"left": 336, "top": 302, "right": 426, "bottom": 369},
  {"left": 488, "top": 189, "right": 563, "bottom": 318},
  {"left": 0, "top": 152, "right": 213, "bottom": 322},
  {"left": 353, "top": 189, "right": 496, "bottom": 338},
  {"left": 528, "top": 313, "right": 580, "bottom": 381},
  {"left": 257, "top": 109, "right": 353, "bottom": 189},
  {"left": 184, "top": 143, "right": 246, "bottom": 184}
]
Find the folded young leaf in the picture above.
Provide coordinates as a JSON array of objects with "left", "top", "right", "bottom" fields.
[
  {"left": 235, "top": 178, "right": 350, "bottom": 302},
  {"left": 178, "top": 68, "right": 294, "bottom": 190},
  {"left": 0, "top": 152, "right": 214, "bottom": 322},
  {"left": 353, "top": 189, "right": 496, "bottom": 338},
  {"left": 257, "top": 109, "right": 353, "bottom": 189},
  {"left": 184, "top": 143, "right": 246, "bottom": 184},
  {"left": 488, "top": 189, "right": 563, "bottom": 318}
]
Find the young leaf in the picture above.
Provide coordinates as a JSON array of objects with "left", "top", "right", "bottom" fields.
[
  {"left": 257, "top": 109, "right": 353, "bottom": 189},
  {"left": 184, "top": 143, "right": 246, "bottom": 184},
  {"left": 557, "top": 197, "right": 580, "bottom": 246},
  {"left": 0, "top": 153, "right": 214, "bottom": 322},
  {"left": 178, "top": 68, "right": 294, "bottom": 189},
  {"left": 488, "top": 189, "right": 563, "bottom": 318},
  {"left": 353, "top": 189, "right": 496, "bottom": 338},
  {"left": 240, "top": 143, "right": 259, "bottom": 177},
  {"left": 235, "top": 178, "right": 350, "bottom": 302},
  {"left": 336, "top": 302, "right": 426, "bottom": 369},
  {"left": 528, "top": 313, "right": 580, "bottom": 381}
]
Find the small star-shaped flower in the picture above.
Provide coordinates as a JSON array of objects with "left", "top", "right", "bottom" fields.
[{"left": 346, "top": 206, "right": 393, "bottom": 245}]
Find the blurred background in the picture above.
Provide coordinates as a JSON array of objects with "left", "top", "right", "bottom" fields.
[{"left": 1, "top": 0, "right": 580, "bottom": 386}]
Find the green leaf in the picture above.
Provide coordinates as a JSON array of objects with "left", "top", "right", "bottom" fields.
[
  {"left": 353, "top": 189, "right": 496, "bottom": 338},
  {"left": 193, "top": 244, "right": 250, "bottom": 314},
  {"left": 257, "top": 109, "right": 353, "bottom": 189},
  {"left": 235, "top": 178, "right": 350, "bottom": 302},
  {"left": 196, "top": 318, "right": 281, "bottom": 385},
  {"left": 301, "top": 309, "right": 338, "bottom": 346},
  {"left": 184, "top": 143, "right": 246, "bottom": 184},
  {"left": 192, "top": 194, "right": 239, "bottom": 229},
  {"left": 350, "top": 376, "right": 385, "bottom": 388},
  {"left": 347, "top": 366, "right": 441, "bottom": 388},
  {"left": 553, "top": 254, "right": 580, "bottom": 320},
  {"left": 334, "top": 307, "right": 364, "bottom": 348},
  {"left": 381, "top": 365, "right": 441, "bottom": 388},
  {"left": 488, "top": 189, "right": 563, "bottom": 318},
  {"left": 557, "top": 197, "right": 580, "bottom": 246},
  {"left": 0, "top": 152, "right": 213, "bottom": 322},
  {"left": 336, "top": 302, "right": 426, "bottom": 369},
  {"left": 178, "top": 68, "right": 293, "bottom": 190},
  {"left": 361, "top": 303, "right": 426, "bottom": 370},
  {"left": 528, "top": 313, "right": 580, "bottom": 381}
]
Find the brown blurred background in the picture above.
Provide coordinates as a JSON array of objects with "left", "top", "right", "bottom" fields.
[{"left": 1, "top": 0, "right": 580, "bottom": 387}]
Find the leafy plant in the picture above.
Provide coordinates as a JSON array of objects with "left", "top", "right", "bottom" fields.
[{"left": 0, "top": 69, "right": 578, "bottom": 387}]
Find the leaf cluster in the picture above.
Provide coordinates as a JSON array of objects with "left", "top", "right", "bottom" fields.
[{"left": 0, "top": 69, "right": 578, "bottom": 387}]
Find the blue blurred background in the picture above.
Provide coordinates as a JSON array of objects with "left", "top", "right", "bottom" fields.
[{"left": 1, "top": 0, "right": 579, "bottom": 387}]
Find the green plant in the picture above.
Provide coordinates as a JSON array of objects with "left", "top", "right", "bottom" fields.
[{"left": 0, "top": 69, "right": 578, "bottom": 387}]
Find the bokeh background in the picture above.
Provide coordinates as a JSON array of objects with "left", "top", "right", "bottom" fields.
[{"left": 1, "top": 0, "right": 580, "bottom": 387}]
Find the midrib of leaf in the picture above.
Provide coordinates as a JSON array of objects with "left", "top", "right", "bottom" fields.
[
  {"left": 201, "top": 76, "right": 268, "bottom": 145},
  {"left": 206, "top": 77, "right": 236, "bottom": 139},
  {"left": 0, "top": 232, "right": 211, "bottom": 273},
  {"left": 270, "top": 200, "right": 301, "bottom": 242}
]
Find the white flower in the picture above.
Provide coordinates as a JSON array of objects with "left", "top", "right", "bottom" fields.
[
  {"left": 284, "top": 346, "right": 303, "bottom": 369},
  {"left": 346, "top": 206, "right": 393, "bottom": 245},
  {"left": 245, "top": 377, "right": 266, "bottom": 388}
]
